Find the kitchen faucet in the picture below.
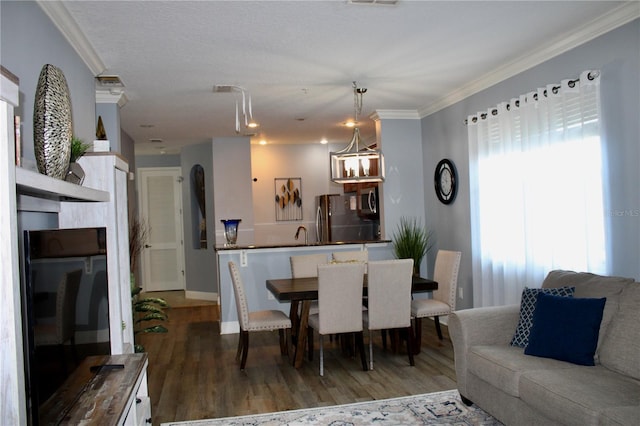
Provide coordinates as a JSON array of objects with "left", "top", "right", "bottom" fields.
[{"left": 295, "top": 225, "right": 308, "bottom": 245}]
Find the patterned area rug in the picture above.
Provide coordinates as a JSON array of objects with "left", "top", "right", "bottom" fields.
[{"left": 162, "top": 389, "right": 503, "bottom": 425}]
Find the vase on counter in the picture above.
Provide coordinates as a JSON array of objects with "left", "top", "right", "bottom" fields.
[
  {"left": 221, "top": 219, "right": 241, "bottom": 246},
  {"left": 33, "top": 64, "right": 73, "bottom": 180}
]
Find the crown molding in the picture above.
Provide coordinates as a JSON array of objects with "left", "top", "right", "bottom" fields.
[
  {"left": 371, "top": 110, "right": 420, "bottom": 121},
  {"left": 37, "top": 1, "right": 106, "bottom": 76},
  {"left": 419, "top": 2, "right": 640, "bottom": 117},
  {"left": 96, "top": 90, "right": 129, "bottom": 107}
]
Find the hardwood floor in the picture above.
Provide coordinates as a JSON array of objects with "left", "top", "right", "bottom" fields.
[{"left": 139, "top": 303, "right": 457, "bottom": 425}]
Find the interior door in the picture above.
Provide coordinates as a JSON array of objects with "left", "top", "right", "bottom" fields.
[{"left": 138, "top": 167, "right": 186, "bottom": 292}]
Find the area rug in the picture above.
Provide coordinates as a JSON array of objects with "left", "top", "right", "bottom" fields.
[{"left": 162, "top": 389, "right": 503, "bottom": 425}]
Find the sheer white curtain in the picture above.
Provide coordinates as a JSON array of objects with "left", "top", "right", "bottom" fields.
[{"left": 467, "top": 70, "right": 605, "bottom": 307}]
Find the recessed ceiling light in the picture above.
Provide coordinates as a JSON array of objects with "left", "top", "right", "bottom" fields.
[
  {"left": 345, "top": 121, "right": 357, "bottom": 128},
  {"left": 320, "top": 139, "right": 328, "bottom": 145},
  {"left": 259, "top": 140, "right": 267, "bottom": 145}
]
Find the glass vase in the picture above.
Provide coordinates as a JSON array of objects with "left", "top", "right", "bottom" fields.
[{"left": 221, "top": 219, "right": 241, "bottom": 246}]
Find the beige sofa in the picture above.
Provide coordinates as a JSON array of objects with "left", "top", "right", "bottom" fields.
[{"left": 449, "top": 270, "right": 640, "bottom": 425}]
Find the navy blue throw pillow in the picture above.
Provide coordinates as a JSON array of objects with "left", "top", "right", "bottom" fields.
[{"left": 524, "top": 292, "right": 606, "bottom": 366}]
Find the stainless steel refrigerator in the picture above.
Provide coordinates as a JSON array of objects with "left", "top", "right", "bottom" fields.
[{"left": 315, "top": 194, "right": 379, "bottom": 243}]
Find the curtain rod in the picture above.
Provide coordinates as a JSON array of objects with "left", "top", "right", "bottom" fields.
[{"left": 464, "top": 70, "right": 600, "bottom": 125}]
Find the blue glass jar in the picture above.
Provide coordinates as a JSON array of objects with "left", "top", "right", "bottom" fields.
[{"left": 221, "top": 219, "right": 241, "bottom": 246}]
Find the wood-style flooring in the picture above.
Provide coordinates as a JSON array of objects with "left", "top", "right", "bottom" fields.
[{"left": 138, "top": 299, "right": 457, "bottom": 425}]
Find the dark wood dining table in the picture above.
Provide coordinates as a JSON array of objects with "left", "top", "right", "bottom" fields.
[{"left": 266, "top": 275, "right": 438, "bottom": 368}]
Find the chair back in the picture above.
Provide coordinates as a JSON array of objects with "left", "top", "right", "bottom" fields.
[
  {"left": 316, "top": 263, "right": 365, "bottom": 335},
  {"left": 432, "top": 250, "right": 462, "bottom": 310},
  {"left": 228, "top": 261, "right": 250, "bottom": 331},
  {"left": 332, "top": 250, "right": 368, "bottom": 272},
  {"left": 58, "top": 269, "right": 83, "bottom": 343},
  {"left": 366, "top": 259, "right": 414, "bottom": 330},
  {"left": 290, "top": 253, "right": 328, "bottom": 278}
]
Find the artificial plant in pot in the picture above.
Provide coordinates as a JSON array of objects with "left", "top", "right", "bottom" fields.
[
  {"left": 65, "top": 136, "right": 91, "bottom": 184},
  {"left": 392, "top": 216, "right": 434, "bottom": 276},
  {"left": 129, "top": 217, "right": 168, "bottom": 353}
]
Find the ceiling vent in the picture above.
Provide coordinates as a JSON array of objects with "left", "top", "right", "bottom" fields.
[
  {"left": 212, "top": 85, "right": 237, "bottom": 93},
  {"left": 96, "top": 75, "right": 125, "bottom": 88},
  {"left": 349, "top": 0, "right": 398, "bottom": 5}
]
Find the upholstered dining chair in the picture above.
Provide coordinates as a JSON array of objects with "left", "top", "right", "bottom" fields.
[
  {"left": 290, "top": 253, "right": 329, "bottom": 278},
  {"left": 411, "top": 250, "right": 461, "bottom": 345},
  {"left": 364, "top": 259, "right": 415, "bottom": 370},
  {"left": 331, "top": 250, "right": 368, "bottom": 271},
  {"left": 307, "top": 262, "right": 367, "bottom": 376},
  {"left": 228, "top": 261, "right": 292, "bottom": 370},
  {"left": 34, "top": 269, "right": 83, "bottom": 374}
]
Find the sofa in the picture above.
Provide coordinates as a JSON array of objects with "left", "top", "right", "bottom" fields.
[{"left": 449, "top": 270, "right": 640, "bottom": 425}]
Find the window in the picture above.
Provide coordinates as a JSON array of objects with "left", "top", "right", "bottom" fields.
[{"left": 467, "top": 70, "right": 605, "bottom": 306}]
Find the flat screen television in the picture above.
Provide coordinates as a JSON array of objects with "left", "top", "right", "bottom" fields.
[{"left": 21, "top": 227, "right": 110, "bottom": 425}]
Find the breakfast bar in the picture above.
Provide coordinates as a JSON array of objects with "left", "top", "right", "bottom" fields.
[{"left": 215, "top": 241, "right": 400, "bottom": 334}]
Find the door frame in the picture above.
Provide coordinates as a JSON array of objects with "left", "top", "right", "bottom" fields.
[{"left": 137, "top": 166, "right": 186, "bottom": 292}]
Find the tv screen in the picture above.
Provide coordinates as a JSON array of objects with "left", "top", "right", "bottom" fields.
[{"left": 22, "top": 227, "right": 110, "bottom": 425}]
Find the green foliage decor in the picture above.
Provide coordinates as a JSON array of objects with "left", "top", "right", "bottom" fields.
[
  {"left": 392, "top": 216, "right": 434, "bottom": 275},
  {"left": 70, "top": 136, "right": 91, "bottom": 162},
  {"left": 131, "top": 275, "right": 169, "bottom": 353}
]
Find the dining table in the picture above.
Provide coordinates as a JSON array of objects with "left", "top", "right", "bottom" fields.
[{"left": 266, "top": 275, "right": 438, "bottom": 368}]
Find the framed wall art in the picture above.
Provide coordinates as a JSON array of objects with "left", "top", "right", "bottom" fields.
[{"left": 274, "top": 177, "right": 302, "bottom": 221}]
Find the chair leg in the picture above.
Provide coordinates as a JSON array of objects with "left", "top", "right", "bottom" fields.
[
  {"left": 414, "top": 317, "right": 423, "bottom": 354},
  {"left": 319, "top": 335, "right": 324, "bottom": 376},
  {"left": 239, "top": 331, "right": 249, "bottom": 370},
  {"left": 434, "top": 316, "right": 443, "bottom": 340},
  {"left": 405, "top": 325, "right": 415, "bottom": 366},
  {"left": 369, "top": 329, "right": 374, "bottom": 370},
  {"left": 356, "top": 331, "right": 368, "bottom": 372},
  {"left": 307, "top": 326, "right": 314, "bottom": 361},
  {"left": 236, "top": 332, "right": 243, "bottom": 361},
  {"left": 381, "top": 329, "right": 387, "bottom": 350},
  {"left": 279, "top": 329, "right": 288, "bottom": 356}
]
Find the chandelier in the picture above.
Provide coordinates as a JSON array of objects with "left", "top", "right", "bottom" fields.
[{"left": 330, "top": 81, "right": 385, "bottom": 183}]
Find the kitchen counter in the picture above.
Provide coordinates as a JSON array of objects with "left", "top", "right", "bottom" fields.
[{"left": 215, "top": 239, "right": 391, "bottom": 251}]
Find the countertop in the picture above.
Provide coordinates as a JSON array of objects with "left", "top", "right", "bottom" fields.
[{"left": 215, "top": 240, "right": 391, "bottom": 251}]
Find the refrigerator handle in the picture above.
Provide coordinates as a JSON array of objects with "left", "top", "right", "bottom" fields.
[{"left": 316, "top": 205, "right": 322, "bottom": 242}]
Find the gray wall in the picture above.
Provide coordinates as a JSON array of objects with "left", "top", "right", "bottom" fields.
[
  {"left": 181, "top": 142, "right": 217, "bottom": 294},
  {"left": 422, "top": 19, "right": 640, "bottom": 309},
  {"left": 0, "top": 1, "right": 95, "bottom": 166}
]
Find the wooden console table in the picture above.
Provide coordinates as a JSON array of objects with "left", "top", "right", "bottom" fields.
[{"left": 39, "top": 353, "right": 150, "bottom": 425}]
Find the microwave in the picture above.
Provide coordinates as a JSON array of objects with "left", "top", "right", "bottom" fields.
[{"left": 357, "top": 186, "right": 379, "bottom": 219}]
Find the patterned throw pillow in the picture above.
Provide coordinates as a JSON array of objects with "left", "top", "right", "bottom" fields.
[{"left": 510, "top": 286, "right": 575, "bottom": 347}]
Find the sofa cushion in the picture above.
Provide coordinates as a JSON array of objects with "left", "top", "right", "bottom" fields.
[
  {"left": 467, "top": 345, "right": 577, "bottom": 397},
  {"left": 600, "top": 405, "right": 640, "bottom": 426},
  {"left": 541, "top": 270, "right": 633, "bottom": 360},
  {"left": 525, "top": 293, "right": 606, "bottom": 366},
  {"left": 599, "top": 283, "right": 640, "bottom": 380},
  {"left": 519, "top": 366, "right": 640, "bottom": 426},
  {"left": 510, "top": 286, "right": 575, "bottom": 348}
]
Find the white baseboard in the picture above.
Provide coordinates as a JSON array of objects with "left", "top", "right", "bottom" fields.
[
  {"left": 185, "top": 290, "right": 218, "bottom": 302},
  {"left": 220, "top": 321, "right": 240, "bottom": 335}
]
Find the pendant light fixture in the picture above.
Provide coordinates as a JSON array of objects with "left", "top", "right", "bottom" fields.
[{"left": 330, "top": 81, "right": 385, "bottom": 183}]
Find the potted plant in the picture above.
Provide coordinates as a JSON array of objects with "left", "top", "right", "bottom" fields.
[
  {"left": 128, "top": 217, "right": 168, "bottom": 352},
  {"left": 392, "top": 216, "right": 434, "bottom": 276},
  {"left": 65, "top": 136, "right": 91, "bottom": 184}
]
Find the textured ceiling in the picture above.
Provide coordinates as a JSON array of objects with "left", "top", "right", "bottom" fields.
[{"left": 54, "top": 1, "right": 634, "bottom": 155}]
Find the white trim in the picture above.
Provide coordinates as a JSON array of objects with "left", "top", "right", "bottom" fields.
[
  {"left": 420, "top": 2, "right": 640, "bottom": 117},
  {"left": 184, "top": 290, "right": 218, "bottom": 302},
  {"left": 96, "top": 90, "right": 129, "bottom": 107},
  {"left": 36, "top": 0, "right": 106, "bottom": 75},
  {"left": 220, "top": 321, "right": 240, "bottom": 335},
  {"left": 371, "top": 110, "right": 420, "bottom": 120}
]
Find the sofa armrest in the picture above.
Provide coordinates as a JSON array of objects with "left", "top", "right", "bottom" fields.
[{"left": 449, "top": 305, "right": 520, "bottom": 399}]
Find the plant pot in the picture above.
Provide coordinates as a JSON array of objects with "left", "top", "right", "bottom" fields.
[{"left": 65, "top": 162, "right": 85, "bottom": 185}]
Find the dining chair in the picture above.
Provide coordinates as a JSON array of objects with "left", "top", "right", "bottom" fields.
[
  {"left": 290, "top": 253, "right": 329, "bottom": 278},
  {"left": 228, "top": 261, "right": 292, "bottom": 370},
  {"left": 34, "top": 269, "right": 83, "bottom": 374},
  {"left": 364, "top": 259, "right": 415, "bottom": 370},
  {"left": 331, "top": 250, "right": 368, "bottom": 271},
  {"left": 307, "top": 262, "right": 367, "bottom": 376},
  {"left": 411, "top": 250, "right": 461, "bottom": 344}
]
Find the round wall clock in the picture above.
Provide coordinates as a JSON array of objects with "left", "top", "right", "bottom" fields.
[{"left": 434, "top": 159, "right": 458, "bottom": 205}]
